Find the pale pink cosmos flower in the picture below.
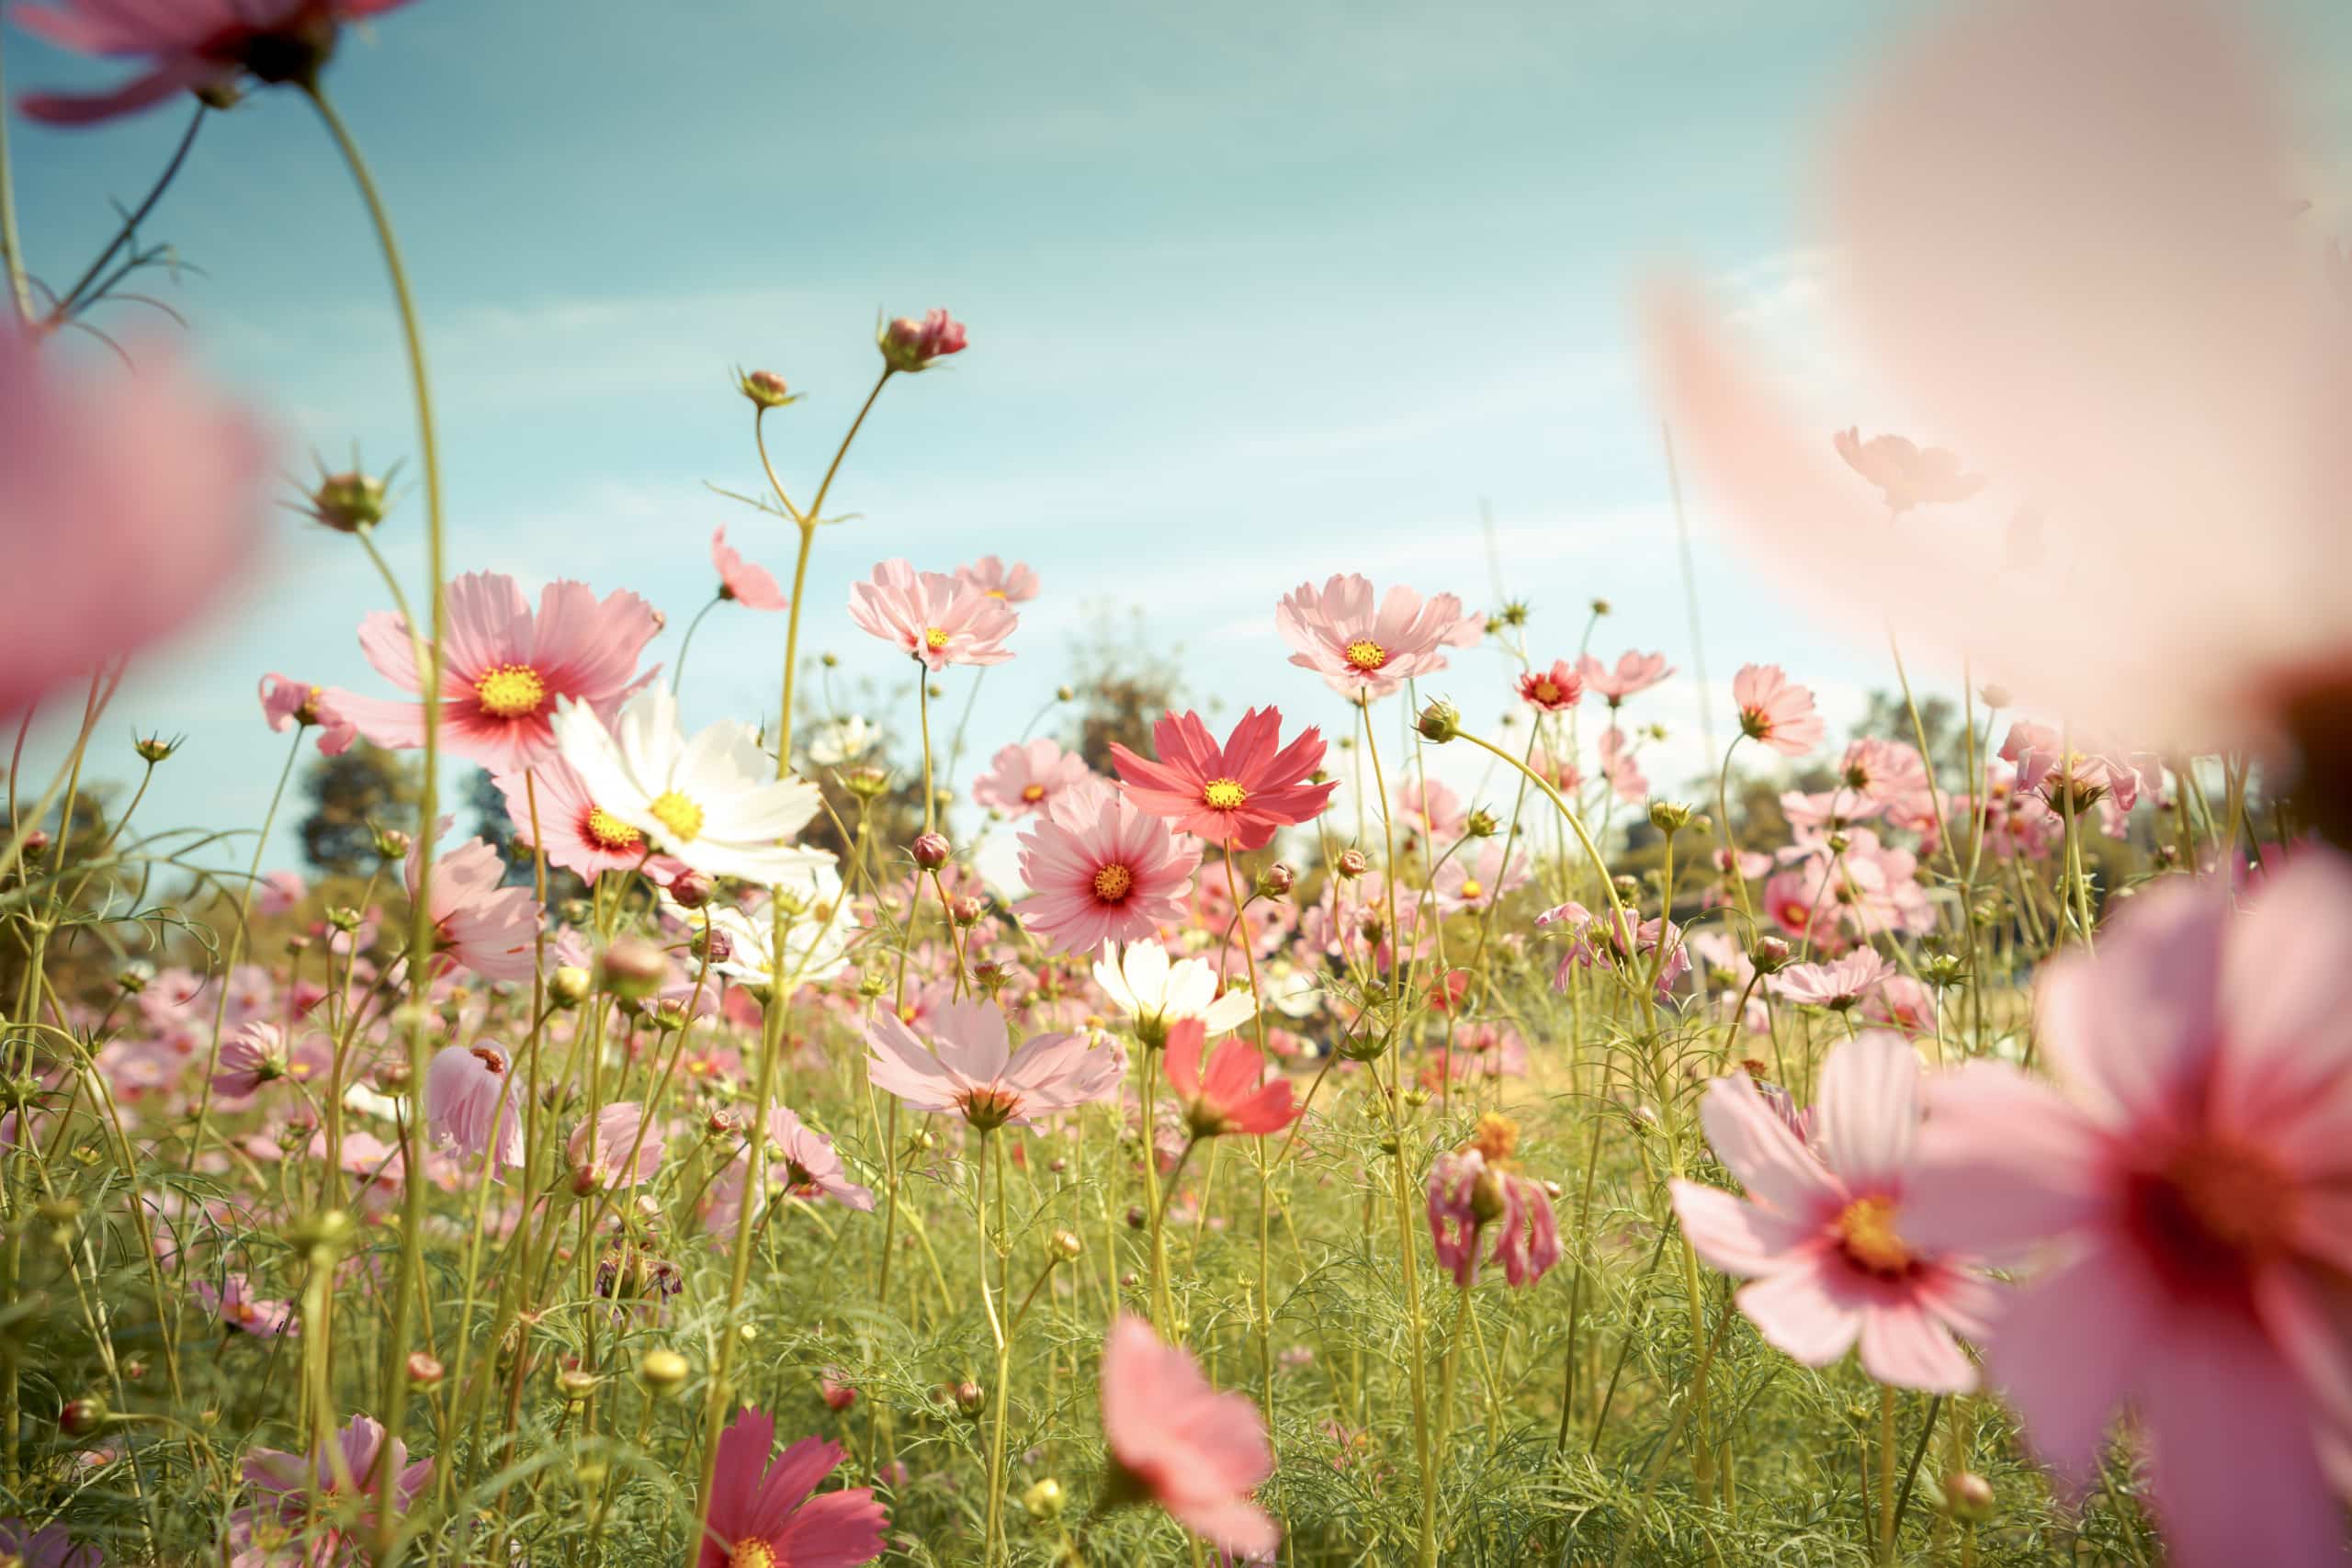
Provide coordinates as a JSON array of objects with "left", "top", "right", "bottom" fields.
[
  {"left": 1577, "top": 650, "right": 1675, "bottom": 707},
  {"left": 698, "top": 1409, "right": 886, "bottom": 1568},
  {"left": 425, "top": 1043, "right": 524, "bottom": 1171},
  {"left": 865, "top": 998, "right": 1122, "bottom": 1130},
  {"left": 877, "top": 309, "right": 968, "bottom": 374},
  {"left": 1515, "top": 660, "right": 1583, "bottom": 713},
  {"left": 846, "top": 558, "right": 1018, "bottom": 672},
  {"left": 1110, "top": 707, "right": 1336, "bottom": 852},
  {"left": 1015, "top": 789, "right": 1200, "bottom": 956},
  {"left": 1100, "top": 1314, "right": 1278, "bottom": 1559},
  {"left": 1900, "top": 853, "right": 2352, "bottom": 1566},
  {"left": 1831, "top": 427, "right": 1986, "bottom": 514},
  {"left": 254, "top": 869, "right": 306, "bottom": 919},
  {"left": 567, "top": 1102, "right": 665, "bottom": 1191},
  {"left": 233, "top": 1413, "right": 432, "bottom": 1567},
  {"left": 406, "top": 826, "right": 541, "bottom": 984},
  {"left": 1396, "top": 777, "right": 1467, "bottom": 844},
  {"left": 711, "top": 525, "right": 788, "bottom": 612},
  {"left": 1772, "top": 949, "right": 1893, "bottom": 1011},
  {"left": 1430, "top": 840, "right": 1529, "bottom": 917},
  {"left": 14, "top": 0, "right": 420, "bottom": 123},
  {"left": 259, "top": 673, "right": 357, "bottom": 756},
  {"left": 1647, "top": 0, "right": 2352, "bottom": 805},
  {"left": 1996, "top": 721, "right": 2162, "bottom": 819},
  {"left": 211, "top": 1021, "right": 289, "bottom": 1098},
  {"left": 1595, "top": 727, "right": 1646, "bottom": 804},
  {"left": 326, "top": 571, "right": 663, "bottom": 775},
  {"left": 193, "top": 1273, "right": 294, "bottom": 1338},
  {"left": 1732, "top": 664, "right": 1826, "bottom": 757},
  {"left": 1274, "top": 573, "right": 1480, "bottom": 701},
  {"left": 955, "top": 555, "right": 1039, "bottom": 604},
  {"left": 972, "top": 737, "right": 1093, "bottom": 818},
  {"left": 1163, "top": 1019, "right": 1296, "bottom": 1139},
  {"left": 1, "top": 331, "right": 265, "bottom": 720},
  {"left": 1537, "top": 900, "right": 1689, "bottom": 998},
  {"left": 704, "top": 1105, "right": 875, "bottom": 1233},
  {"left": 492, "top": 755, "right": 649, "bottom": 880},
  {"left": 1672, "top": 1032, "right": 1995, "bottom": 1393}
]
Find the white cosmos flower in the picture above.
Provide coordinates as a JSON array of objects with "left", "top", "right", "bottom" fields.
[
  {"left": 1262, "top": 959, "right": 1323, "bottom": 1020},
  {"left": 1091, "top": 938, "right": 1255, "bottom": 1045},
  {"left": 553, "top": 686, "right": 831, "bottom": 887},
  {"left": 662, "top": 863, "right": 855, "bottom": 997},
  {"left": 802, "top": 715, "right": 880, "bottom": 769}
]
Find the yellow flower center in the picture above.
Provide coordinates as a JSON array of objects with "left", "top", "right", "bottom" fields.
[
  {"left": 1344, "top": 638, "right": 1388, "bottom": 671},
  {"left": 1091, "top": 863, "right": 1136, "bottom": 902},
  {"left": 1459, "top": 878, "right": 1483, "bottom": 900},
  {"left": 1467, "top": 1112, "right": 1519, "bottom": 1164},
  {"left": 960, "top": 1085, "right": 1023, "bottom": 1132},
  {"left": 584, "top": 807, "right": 641, "bottom": 852},
  {"left": 985, "top": 588, "right": 1008, "bottom": 599},
  {"left": 1203, "top": 778, "right": 1248, "bottom": 811},
  {"left": 923, "top": 626, "right": 952, "bottom": 649},
  {"left": 1834, "top": 1195, "right": 1912, "bottom": 1276},
  {"left": 474, "top": 663, "right": 548, "bottom": 719},
  {"left": 1021, "top": 783, "right": 1046, "bottom": 803},
  {"left": 899, "top": 1004, "right": 919, "bottom": 1023},
  {"left": 1532, "top": 680, "right": 1560, "bottom": 704},
  {"left": 730, "top": 1543, "right": 778, "bottom": 1568},
  {"left": 647, "top": 790, "right": 706, "bottom": 844}
]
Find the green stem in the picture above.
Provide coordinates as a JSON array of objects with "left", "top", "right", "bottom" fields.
[
  {"left": 0, "top": 37, "right": 31, "bottom": 321},
  {"left": 46, "top": 102, "right": 208, "bottom": 324}
]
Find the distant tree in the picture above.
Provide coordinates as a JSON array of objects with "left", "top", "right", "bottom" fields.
[
  {"left": 1066, "top": 602, "right": 1188, "bottom": 772},
  {"left": 299, "top": 744, "right": 420, "bottom": 877},
  {"left": 1855, "top": 689, "right": 1963, "bottom": 773}
]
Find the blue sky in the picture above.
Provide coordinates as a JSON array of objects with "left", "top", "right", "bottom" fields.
[{"left": 9, "top": 0, "right": 2351, "bottom": 873}]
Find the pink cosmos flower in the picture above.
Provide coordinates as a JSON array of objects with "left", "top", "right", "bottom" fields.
[
  {"left": 1900, "top": 853, "right": 2352, "bottom": 1566},
  {"left": 326, "top": 571, "right": 662, "bottom": 775},
  {"left": 1110, "top": 707, "right": 1335, "bottom": 852},
  {"left": 407, "top": 827, "right": 540, "bottom": 984},
  {"left": 1, "top": 331, "right": 265, "bottom": 720},
  {"left": 955, "top": 555, "right": 1039, "bottom": 604},
  {"left": 699, "top": 1407, "right": 886, "bottom": 1568},
  {"left": 492, "top": 755, "right": 648, "bottom": 881},
  {"left": 14, "top": 0, "right": 419, "bottom": 124},
  {"left": 234, "top": 1413, "right": 432, "bottom": 1566},
  {"left": 567, "top": 1102, "right": 665, "bottom": 1191},
  {"left": 254, "top": 869, "right": 307, "bottom": 919},
  {"left": 1427, "top": 1138, "right": 1562, "bottom": 1290},
  {"left": 1996, "top": 721, "right": 2161, "bottom": 818},
  {"left": 705, "top": 1105, "right": 875, "bottom": 1233},
  {"left": 1100, "top": 1315, "right": 1278, "bottom": 1559},
  {"left": 1430, "top": 840, "right": 1529, "bottom": 917},
  {"left": 1646, "top": 0, "right": 2352, "bottom": 792},
  {"left": 259, "top": 673, "right": 357, "bottom": 756},
  {"left": 1516, "top": 660, "right": 1583, "bottom": 712},
  {"left": 711, "top": 525, "right": 788, "bottom": 611},
  {"left": 865, "top": 998, "right": 1122, "bottom": 1130},
  {"left": 1771, "top": 949, "right": 1893, "bottom": 1011},
  {"left": 1862, "top": 976, "right": 1937, "bottom": 1037},
  {"left": 194, "top": 1273, "right": 294, "bottom": 1337},
  {"left": 1577, "top": 650, "right": 1675, "bottom": 707},
  {"left": 1672, "top": 1032, "right": 1994, "bottom": 1393},
  {"left": 1831, "top": 428, "right": 1986, "bottom": 514},
  {"left": 1537, "top": 900, "right": 1689, "bottom": 999},
  {"left": 425, "top": 1043, "right": 524, "bottom": 1170},
  {"left": 212, "top": 1021, "right": 290, "bottom": 1098},
  {"left": 1837, "top": 738, "right": 1929, "bottom": 809},
  {"left": 1732, "top": 664, "right": 1826, "bottom": 757},
  {"left": 1163, "top": 1019, "right": 1296, "bottom": 1138},
  {"left": 846, "top": 558, "right": 1018, "bottom": 672},
  {"left": 1396, "top": 777, "right": 1467, "bottom": 844},
  {"left": 1596, "top": 727, "right": 1646, "bottom": 803},
  {"left": 973, "top": 737, "right": 1093, "bottom": 818},
  {"left": 877, "top": 309, "right": 967, "bottom": 374},
  {"left": 1015, "top": 790, "right": 1200, "bottom": 956},
  {"left": 1274, "top": 573, "right": 1481, "bottom": 701},
  {"left": 0, "top": 1519, "right": 94, "bottom": 1568}
]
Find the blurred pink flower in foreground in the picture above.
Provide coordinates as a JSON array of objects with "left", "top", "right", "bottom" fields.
[
  {"left": 1015, "top": 789, "right": 1199, "bottom": 954},
  {"left": 955, "top": 554, "right": 1039, "bottom": 604},
  {"left": 847, "top": 558, "right": 1018, "bottom": 672},
  {"left": 1101, "top": 1314, "right": 1278, "bottom": 1559},
  {"left": 1111, "top": 706, "right": 1335, "bottom": 852},
  {"left": 699, "top": 1408, "right": 886, "bottom": 1568},
  {"left": 1902, "top": 852, "right": 2352, "bottom": 1566},
  {"left": 865, "top": 997, "right": 1120, "bottom": 1130},
  {"left": 1648, "top": 0, "right": 2352, "bottom": 811},
  {"left": 14, "top": 0, "right": 420, "bottom": 124},
  {"left": 973, "top": 737, "right": 1092, "bottom": 818},
  {"left": 711, "top": 525, "right": 787, "bottom": 611},
  {"left": 326, "top": 570, "right": 662, "bottom": 775},
  {"left": 0, "top": 332, "right": 266, "bottom": 719},
  {"left": 1274, "top": 573, "right": 1480, "bottom": 702},
  {"left": 1732, "top": 663, "right": 1826, "bottom": 757},
  {"left": 1673, "top": 1034, "right": 1994, "bottom": 1393}
]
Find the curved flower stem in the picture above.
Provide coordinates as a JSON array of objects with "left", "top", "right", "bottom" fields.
[
  {"left": 1449, "top": 726, "right": 1628, "bottom": 931},
  {"left": 1219, "top": 842, "right": 1281, "bottom": 1449},
  {"left": 45, "top": 101, "right": 208, "bottom": 325},
  {"left": 0, "top": 39, "right": 30, "bottom": 321},
  {"left": 669, "top": 592, "right": 722, "bottom": 694},
  {"left": 305, "top": 83, "right": 449, "bottom": 1550}
]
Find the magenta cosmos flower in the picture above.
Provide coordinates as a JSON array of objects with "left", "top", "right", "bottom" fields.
[
  {"left": 846, "top": 558, "right": 1018, "bottom": 672},
  {"left": 955, "top": 554, "right": 1039, "bottom": 604},
  {"left": 492, "top": 755, "right": 648, "bottom": 881},
  {"left": 711, "top": 525, "right": 788, "bottom": 611},
  {"left": 1731, "top": 663, "right": 1826, "bottom": 757},
  {"left": 1673, "top": 1034, "right": 1995, "bottom": 1393},
  {"left": 1164, "top": 1018, "right": 1296, "bottom": 1139},
  {"left": 327, "top": 570, "right": 662, "bottom": 775},
  {"left": 1110, "top": 707, "right": 1335, "bottom": 852},
  {"left": 259, "top": 673, "right": 356, "bottom": 756},
  {"left": 1015, "top": 789, "right": 1200, "bottom": 956},
  {"left": 1900, "top": 853, "right": 2352, "bottom": 1566},
  {"left": 14, "top": 0, "right": 419, "bottom": 124},
  {"left": 972, "top": 737, "right": 1092, "bottom": 818},
  {"left": 1101, "top": 1314, "right": 1277, "bottom": 1558},
  {"left": 1, "top": 331, "right": 265, "bottom": 719},
  {"left": 235, "top": 1413, "right": 432, "bottom": 1562},
  {"left": 425, "top": 1042, "right": 523, "bottom": 1171},
  {"left": 700, "top": 1408, "right": 886, "bottom": 1568},
  {"left": 1515, "top": 659, "right": 1583, "bottom": 713},
  {"left": 1427, "top": 1118, "right": 1562, "bottom": 1290},
  {"left": 1274, "top": 573, "right": 1480, "bottom": 702},
  {"left": 407, "top": 826, "right": 540, "bottom": 984},
  {"left": 877, "top": 309, "right": 968, "bottom": 374},
  {"left": 865, "top": 998, "right": 1122, "bottom": 1130},
  {"left": 194, "top": 1272, "right": 295, "bottom": 1337}
]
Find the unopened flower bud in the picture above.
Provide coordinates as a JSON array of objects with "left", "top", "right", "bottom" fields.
[
  {"left": 693, "top": 927, "right": 735, "bottom": 964},
  {"left": 949, "top": 895, "right": 984, "bottom": 927},
  {"left": 1022, "top": 1477, "right": 1066, "bottom": 1519},
  {"left": 407, "top": 1352, "right": 444, "bottom": 1391},
  {"left": 1048, "top": 1229, "right": 1083, "bottom": 1262},
  {"left": 306, "top": 469, "right": 394, "bottom": 534},
  {"left": 133, "top": 734, "right": 181, "bottom": 763},
  {"left": 1414, "top": 701, "right": 1461, "bottom": 743},
  {"left": 59, "top": 1395, "right": 108, "bottom": 1437},
  {"left": 1944, "top": 1470, "right": 1995, "bottom": 1522},
  {"left": 549, "top": 965, "right": 593, "bottom": 1008},
  {"left": 878, "top": 308, "right": 969, "bottom": 374},
  {"left": 1055, "top": 684, "right": 1075, "bottom": 702},
  {"left": 842, "top": 764, "right": 890, "bottom": 800},
  {"left": 1464, "top": 809, "right": 1500, "bottom": 839},
  {"left": 667, "top": 867, "right": 715, "bottom": 908},
  {"left": 1257, "top": 862, "right": 1295, "bottom": 897},
  {"left": 1750, "top": 937, "right": 1792, "bottom": 975},
  {"left": 1125, "top": 1204, "right": 1148, "bottom": 1231},
  {"left": 949, "top": 1379, "right": 986, "bottom": 1417},
  {"left": 639, "top": 1348, "right": 691, "bottom": 1395},
  {"left": 736, "top": 367, "right": 798, "bottom": 410},
  {"left": 1336, "top": 848, "right": 1369, "bottom": 880},
  {"left": 19, "top": 827, "right": 48, "bottom": 859},
  {"left": 1976, "top": 683, "right": 2011, "bottom": 710},
  {"left": 598, "top": 937, "right": 667, "bottom": 1000},
  {"left": 556, "top": 1369, "right": 600, "bottom": 1404},
  {"left": 372, "top": 826, "right": 411, "bottom": 861},
  {"left": 1647, "top": 801, "right": 1693, "bottom": 834}
]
